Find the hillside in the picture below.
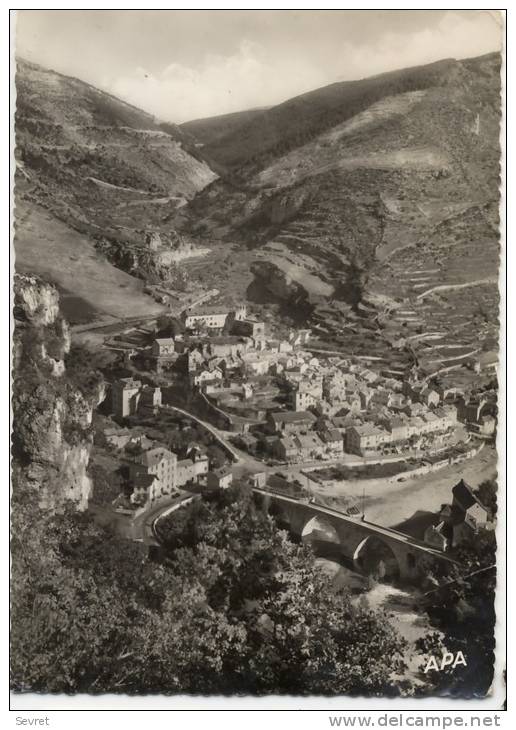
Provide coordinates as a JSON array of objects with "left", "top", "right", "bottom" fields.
[
  {"left": 15, "top": 59, "right": 217, "bottom": 203},
  {"left": 13, "top": 53, "right": 501, "bottom": 367},
  {"left": 175, "top": 52, "right": 501, "bottom": 366},
  {"left": 14, "top": 59, "right": 219, "bottom": 322},
  {"left": 199, "top": 57, "right": 487, "bottom": 173},
  {"left": 181, "top": 107, "right": 269, "bottom": 147}
]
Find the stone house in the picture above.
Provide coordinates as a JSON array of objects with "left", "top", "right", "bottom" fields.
[
  {"left": 273, "top": 434, "right": 300, "bottom": 462},
  {"left": 112, "top": 377, "right": 142, "bottom": 418},
  {"left": 182, "top": 307, "right": 229, "bottom": 331},
  {"left": 192, "top": 367, "right": 224, "bottom": 387},
  {"left": 419, "top": 387, "right": 440, "bottom": 407},
  {"left": 289, "top": 329, "right": 311, "bottom": 347},
  {"left": 182, "top": 304, "right": 247, "bottom": 332},
  {"left": 267, "top": 410, "right": 317, "bottom": 435},
  {"left": 385, "top": 416, "right": 410, "bottom": 442},
  {"left": 130, "top": 473, "right": 173, "bottom": 507},
  {"left": 207, "top": 466, "right": 233, "bottom": 490},
  {"left": 176, "top": 453, "right": 209, "bottom": 487},
  {"left": 434, "top": 479, "right": 493, "bottom": 549},
  {"left": 232, "top": 318, "right": 265, "bottom": 338},
  {"left": 434, "top": 405, "right": 458, "bottom": 430},
  {"left": 152, "top": 338, "right": 175, "bottom": 357},
  {"left": 129, "top": 446, "right": 178, "bottom": 495},
  {"left": 138, "top": 386, "right": 162, "bottom": 416},
  {"left": 345, "top": 424, "right": 388, "bottom": 455},
  {"left": 474, "top": 415, "right": 496, "bottom": 436},
  {"left": 296, "top": 432, "right": 325, "bottom": 460},
  {"left": 320, "top": 428, "right": 344, "bottom": 453},
  {"left": 292, "top": 380, "right": 323, "bottom": 412}
]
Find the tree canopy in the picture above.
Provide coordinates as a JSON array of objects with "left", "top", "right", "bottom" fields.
[{"left": 11, "top": 480, "right": 407, "bottom": 695}]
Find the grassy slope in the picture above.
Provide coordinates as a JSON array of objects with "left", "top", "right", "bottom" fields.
[
  {"left": 14, "top": 59, "right": 220, "bottom": 323},
  {"left": 201, "top": 57, "right": 467, "bottom": 171},
  {"left": 14, "top": 202, "right": 164, "bottom": 322}
]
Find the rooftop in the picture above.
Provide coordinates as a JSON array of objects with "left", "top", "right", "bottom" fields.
[
  {"left": 155, "top": 337, "right": 175, "bottom": 345},
  {"left": 135, "top": 447, "right": 177, "bottom": 468},
  {"left": 351, "top": 424, "right": 384, "bottom": 437},
  {"left": 321, "top": 428, "right": 342, "bottom": 442},
  {"left": 270, "top": 410, "right": 317, "bottom": 424}
]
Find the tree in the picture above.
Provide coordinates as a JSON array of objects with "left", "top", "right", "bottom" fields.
[
  {"left": 417, "top": 526, "right": 497, "bottom": 697},
  {"left": 11, "top": 478, "right": 408, "bottom": 695}
]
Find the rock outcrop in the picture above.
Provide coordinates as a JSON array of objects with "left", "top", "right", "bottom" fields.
[{"left": 12, "top": 275, "right": 105, "bottom": 512}]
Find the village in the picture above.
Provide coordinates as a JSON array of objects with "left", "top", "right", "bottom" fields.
[{"left": 88, "top": 293, "right": 497, "bottom": 557}]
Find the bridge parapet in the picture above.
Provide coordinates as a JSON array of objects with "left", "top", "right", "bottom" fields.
[{"left": 253, "top": 488, "right": 457, "bottom": 583}]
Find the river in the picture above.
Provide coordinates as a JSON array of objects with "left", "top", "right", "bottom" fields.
[{"left": 316, "top": 556, "right": 439, "bottom": 685}]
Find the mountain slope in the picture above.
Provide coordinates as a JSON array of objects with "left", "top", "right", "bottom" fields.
[
  {"left": 14, "top": 59, "right": 219, "bottom": 323},
  {"left": 181, "top": 107, "right": 269, "bottom": 147},
  {"left": 199, "top": 57, "right": 488, "bottom": 172},
  {"left": 175, "top": 53, "right": 501, "bottom": 366},
  {"left": 15, "top": 59, "right": 217, "bottom": 203}
]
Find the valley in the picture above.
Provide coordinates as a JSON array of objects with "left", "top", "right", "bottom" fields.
[
  {"left": 14, "top": 51, "right": 501, "bottom": 408},
  {"left": 11, "top": 18, "right": 502, "bottom": 701}
]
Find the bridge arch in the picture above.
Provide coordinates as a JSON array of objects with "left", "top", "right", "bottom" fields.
[
  {"left": 302, "top": 516, "right": 340, "bottom": 544},
  {"left": 353, "top": 535, "right": 401, "bottom": 581},
  {"left": 301, "top": 515, "right": 342, "bottom": 560}
]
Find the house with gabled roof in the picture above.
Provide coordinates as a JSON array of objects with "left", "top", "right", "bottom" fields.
[{"left": 267, "top": 410, "right": 317, "bottom": 435}]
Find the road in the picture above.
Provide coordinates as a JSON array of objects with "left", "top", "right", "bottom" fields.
[
  {"left": 72, "top": 289, "right": 220, "bottom": 336},
  {"left": 161, "top": 404, "right": 266, "bottom": 472},
  {"left": 131, "top": 493, "right": 200, "bottom": 546}
]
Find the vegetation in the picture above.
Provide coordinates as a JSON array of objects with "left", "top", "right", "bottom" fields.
[
  {"left": 11, "top": 480, "right": 408, "bottom": 695},
  {"left": 417, "top": 481, "right": 497, "bottom": 697},
  {"left": 203, "top": 57, "right": 498, "bottom": 171}
]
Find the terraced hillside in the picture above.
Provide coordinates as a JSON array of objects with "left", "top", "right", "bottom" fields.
[{"left": 177, "top": 53, "right": 501, "bottom": 362}]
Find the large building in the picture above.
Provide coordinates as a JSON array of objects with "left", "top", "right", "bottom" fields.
[
  {"left": 346, "top": 424, "right": 388, "bottom": 455},
  {"left": 207, "top": 466, "right": 233, "bottom": 490},
  {"left": 176, "top": 451, "right": 209, "bottom": 487},
  {"left": 182, "top": 304, "right": 247, "bottom": 331},
  {"left": 291, "top": 377, "right": 323, "bottom": 412},
  {"left": 232, "top": 317, "right": 265, "bottom": 338},
  {"left": 424, "top": 480, "right": 493, "bottom": 551},
  {"left": 151, "top": 338, "right": 175, "bottom": 357},
  {"left": 129, "top": 446, "right": 177, "bottom": 496}
]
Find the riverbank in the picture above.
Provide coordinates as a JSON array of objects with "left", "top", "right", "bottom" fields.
[{"left": 307, "top": 444, "right": 497, "bottom": 533}]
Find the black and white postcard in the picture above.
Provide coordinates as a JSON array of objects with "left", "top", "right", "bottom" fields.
[{"left": 9, "top": 8, "right": 506, "bottom": 712}]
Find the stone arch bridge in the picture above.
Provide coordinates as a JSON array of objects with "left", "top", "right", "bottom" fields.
[{"left": 253, "top": 488, "right": 458, "bottom": 582}]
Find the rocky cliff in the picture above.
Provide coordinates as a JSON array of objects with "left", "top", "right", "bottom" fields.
[{"left": 12, "top": 275, "right": 105, "bottom": 511}]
